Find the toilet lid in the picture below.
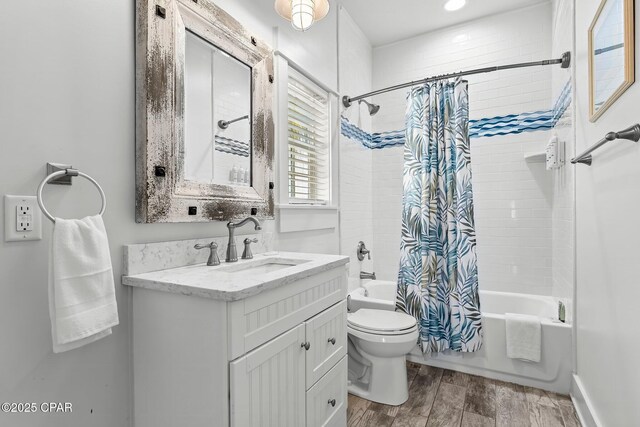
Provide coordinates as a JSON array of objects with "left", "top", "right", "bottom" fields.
[{"left": 348, "top": 309, "right": 417, "bottom": 333}]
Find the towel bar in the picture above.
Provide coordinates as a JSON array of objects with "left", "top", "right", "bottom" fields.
[
  {"left": 37, "top": 163, "right": 106, "bottom": 223},
  {"left": 571, "top": 124, "right": 640, "bottom": 165}
]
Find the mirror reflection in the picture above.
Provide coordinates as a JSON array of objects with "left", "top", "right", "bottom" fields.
[{"left": 184, "top": 30, "right": 252, "bottom": 186}]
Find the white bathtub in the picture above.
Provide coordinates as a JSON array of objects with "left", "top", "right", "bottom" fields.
[{"left": 348, "top": 280, "right": 573, "bottom": 393}]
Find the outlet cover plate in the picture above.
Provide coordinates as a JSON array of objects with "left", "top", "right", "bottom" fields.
[{"left": 4, "top": 195, "right": 42, "bottom": 242}]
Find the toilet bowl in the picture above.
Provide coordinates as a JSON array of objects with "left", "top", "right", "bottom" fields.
[{"left": 347, "top": 308, "right": 418, "bottom": 406}]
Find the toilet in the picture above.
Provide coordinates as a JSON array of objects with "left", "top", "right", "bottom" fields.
[{"left": 347, "top": 308, "right": 419, "bottom": 406}]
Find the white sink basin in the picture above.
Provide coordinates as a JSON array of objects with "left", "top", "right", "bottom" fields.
[{"left": 217, "top": 257, "right": 309, "bottom": 275}]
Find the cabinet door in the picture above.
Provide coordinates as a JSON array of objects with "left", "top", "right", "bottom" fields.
[
  {"left": 230, "top": 324, "right": 306, "bottom": 427},
  {"left": 306, "top": 356, "right": 347, "bottom": 427},
  {"left": 305, "top": 300, "right": 347, "bottom": 387}
]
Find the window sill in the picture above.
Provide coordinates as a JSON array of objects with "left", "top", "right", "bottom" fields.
[
  {"left": 277, "top": 204, "right": 338, "bottom": 211},
  {"left": 277, "top": 204, "right": 339, "bottom": 233}
]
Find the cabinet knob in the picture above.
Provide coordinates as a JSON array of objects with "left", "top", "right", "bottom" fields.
[
  {"left": 328, "top": 399, "right": 336, "bottom": 407},
  {"left": 327, "top": 337, "right": 336, "bottom": 345},
  {"left": 301, "top": 342, "right": 311, "bottom": 351}
]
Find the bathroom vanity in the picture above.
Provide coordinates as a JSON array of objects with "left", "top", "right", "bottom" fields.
[{"left": 123, "top": 241, "right": 349, "bottom": 427}]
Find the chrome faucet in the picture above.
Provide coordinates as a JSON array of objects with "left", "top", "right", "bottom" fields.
[
  {"left": 360, "top": 271, "right": 376, "bottom": 280},
  {"left": 226, "top": 217, "right": 261, "bottom": 262}
]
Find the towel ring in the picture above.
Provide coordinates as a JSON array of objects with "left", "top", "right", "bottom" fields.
[{"left": 37, "top": 169, "right": 107, "bottom": 223}]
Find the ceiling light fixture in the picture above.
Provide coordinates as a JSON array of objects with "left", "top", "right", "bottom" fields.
[
  {"left": 275, "top": 0, "right": 330, "bottom": 32},
  {"left": 444, "top": 0, "right": 466, "bottom": 12}
]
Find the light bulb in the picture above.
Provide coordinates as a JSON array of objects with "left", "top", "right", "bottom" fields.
[{"left": 291, "top": 0, "right": 315, "bottom": 31}]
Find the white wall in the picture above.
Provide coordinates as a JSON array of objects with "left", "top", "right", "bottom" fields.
[
  {"left": 0, "top": 1, "right": 339, "bottom": 425},
  {"left": 338, "top": 6, "right": 374, "bottom": 288},
  {"left": 573, "top": 0, "right": 640, "bottom": 424},
  {"left": 216, "top": 0, "right": 337, "bottom": 92},
  {"left": 370, "top": 4, "right": 557, "bottom": 295}
]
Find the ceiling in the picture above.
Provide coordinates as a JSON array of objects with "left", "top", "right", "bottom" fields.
[{"left": 340, "top": 0, "right": 549, "bottom": 47}]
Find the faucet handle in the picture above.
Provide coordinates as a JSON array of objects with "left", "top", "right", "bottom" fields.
[
  {"left": 357, "top": 241, "right": 371, "bottom": 261},
  {"left": 195, "top": 241, "right": 217, "bottom": 250},
  {"left": 242, "top": 238, "right": 258, "bottom": 260},
  {"left": 194, "top": 242, "right": 220, "bottom": 266}
]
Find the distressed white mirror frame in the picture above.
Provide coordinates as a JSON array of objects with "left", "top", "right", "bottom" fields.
[
  {"left": 136, "top": 0, "right": 275, "bottom": 223},
  {"left": 588, "top": 0, "right": 635, "bottom": 122}
]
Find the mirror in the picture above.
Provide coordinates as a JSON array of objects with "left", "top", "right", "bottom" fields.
[
  {"left": 136, "top": 0, "right": 274, "bottom": 223},
  {"left": 184, "top": 31, "right": 252, "bottom": 186},
  {"left": 589, "top": 0, "right": 635, "bottom": 121}
]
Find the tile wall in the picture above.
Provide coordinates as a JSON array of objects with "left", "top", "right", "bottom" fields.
[
  {"left": 365, "top": 3, "right": 572, "bottom": 296},
  {"left": 338, "top": 6, "right": 375, "bottom": 289}
]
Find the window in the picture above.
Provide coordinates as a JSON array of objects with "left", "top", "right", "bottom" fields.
[{"left": 287, "top": 69, "right": 330, "bottom": 204}]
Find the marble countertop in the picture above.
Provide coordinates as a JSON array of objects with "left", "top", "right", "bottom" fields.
[{"left": 122, "top": 252, "right": 349, "bottom": 301}]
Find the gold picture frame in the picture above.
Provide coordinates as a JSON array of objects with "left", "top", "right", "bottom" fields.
[{"left": 589, "top": 0, "right": 635, "bottom": 122}]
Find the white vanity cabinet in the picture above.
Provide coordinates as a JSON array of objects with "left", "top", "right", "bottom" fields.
[
  {"left": 124, "top": 252, "right": 349, "bottom": 427},
  {"left": 230, "top": 300, "right": 347, "bottom": 427}
]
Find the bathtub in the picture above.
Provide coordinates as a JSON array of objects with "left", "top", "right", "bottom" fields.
[{"left": 348, "top": 280, "right": 573, "bottom": 393}]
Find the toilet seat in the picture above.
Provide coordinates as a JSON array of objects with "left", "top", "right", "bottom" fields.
[{"left": 348, "top": 309, "right": 417, "bottom": 336}]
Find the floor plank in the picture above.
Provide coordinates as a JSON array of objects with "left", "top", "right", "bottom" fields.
[
  {"left": 368, "top": 401, "right": 400, "bottom": 418},
  {"left": 348, "top": 394, "right": 371, "bottom": 427},
  {"left": 441, "top": 369, "right": 471, "bottom": 387},
  {"left": 407, "top": 361, "right": 421, "bottom": 386},
  {"left": 524, "top": 387, "right": 557, "bottom": 408},
  {"left": 426, "top": 382, "right": 466, "bottom": 427},
  {"left": 356, "top": 409, "right": 395, "bottom": 427},
  {"left": 397, "top": 365, "right": 444, "bottom": 419},
  {"left": 557, "top": 404, "right": 581, "bottom": 427},
  {"left": 391, "top": 413, "right": 429, "bottom": 427},
  {"left": 546, "top": 392, "right": 574, "bottom": 408},
  {"left": 461, "top": 411, "right": 495, "bottom": 427},
  {"left": 529, "top": 403, "right": 564, "bottom": 427},
  {"left": 495, "top": 381, "right": 531, "bottom": 427},
  {"left": 464, "top": 375, "right": 496, "bottom": 419},
  {"left": 545, "top": 391, "right": 581, "bottom": 427}
]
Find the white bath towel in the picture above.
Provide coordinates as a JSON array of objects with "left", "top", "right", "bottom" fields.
[
  {"left": 49, "top": 215, "right": 119, "bottom": 353},
  {"left": 505, "top": 313, "right": 541, "bottom": 362}
]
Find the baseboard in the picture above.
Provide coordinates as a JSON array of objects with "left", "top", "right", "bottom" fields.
[{"left": 571, "top": 374, "right": 601, "bottom": 427}]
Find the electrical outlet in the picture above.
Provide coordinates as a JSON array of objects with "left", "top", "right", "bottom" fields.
[
  {"left": 16, "top": 204, "right": 34, "bottom": 231},
  {"left": 4, "top": 195, "right": 42, "bottom": 242}
]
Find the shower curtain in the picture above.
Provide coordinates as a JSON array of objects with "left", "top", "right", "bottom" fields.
[{"left": 396, "top": 79, "right": 483, "bottom": 353}]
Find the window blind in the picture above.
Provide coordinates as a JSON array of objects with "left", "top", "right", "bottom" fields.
[{"left": 287, "top": 69, "right": 330, "bottom": 204}]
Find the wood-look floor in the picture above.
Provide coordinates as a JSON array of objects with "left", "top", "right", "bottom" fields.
[{"left": 347, "top": 362, "right": 582, "bottom": 427}]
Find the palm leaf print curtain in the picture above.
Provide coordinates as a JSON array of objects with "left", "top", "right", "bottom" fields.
[{"left": 396, "top": 79, "right": 482, "bottom": 353}]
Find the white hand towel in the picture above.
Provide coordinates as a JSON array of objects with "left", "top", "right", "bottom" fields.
[
  {"left": 49, "top": 215, "right": 119, "bottom": 353},
  {"left": 505, "top": 313, "right": 541, "bottom": 362}
]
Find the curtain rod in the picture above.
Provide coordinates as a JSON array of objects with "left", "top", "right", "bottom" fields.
[{"left": 342, "top": 52, "right": 571, "bottom": 108}]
